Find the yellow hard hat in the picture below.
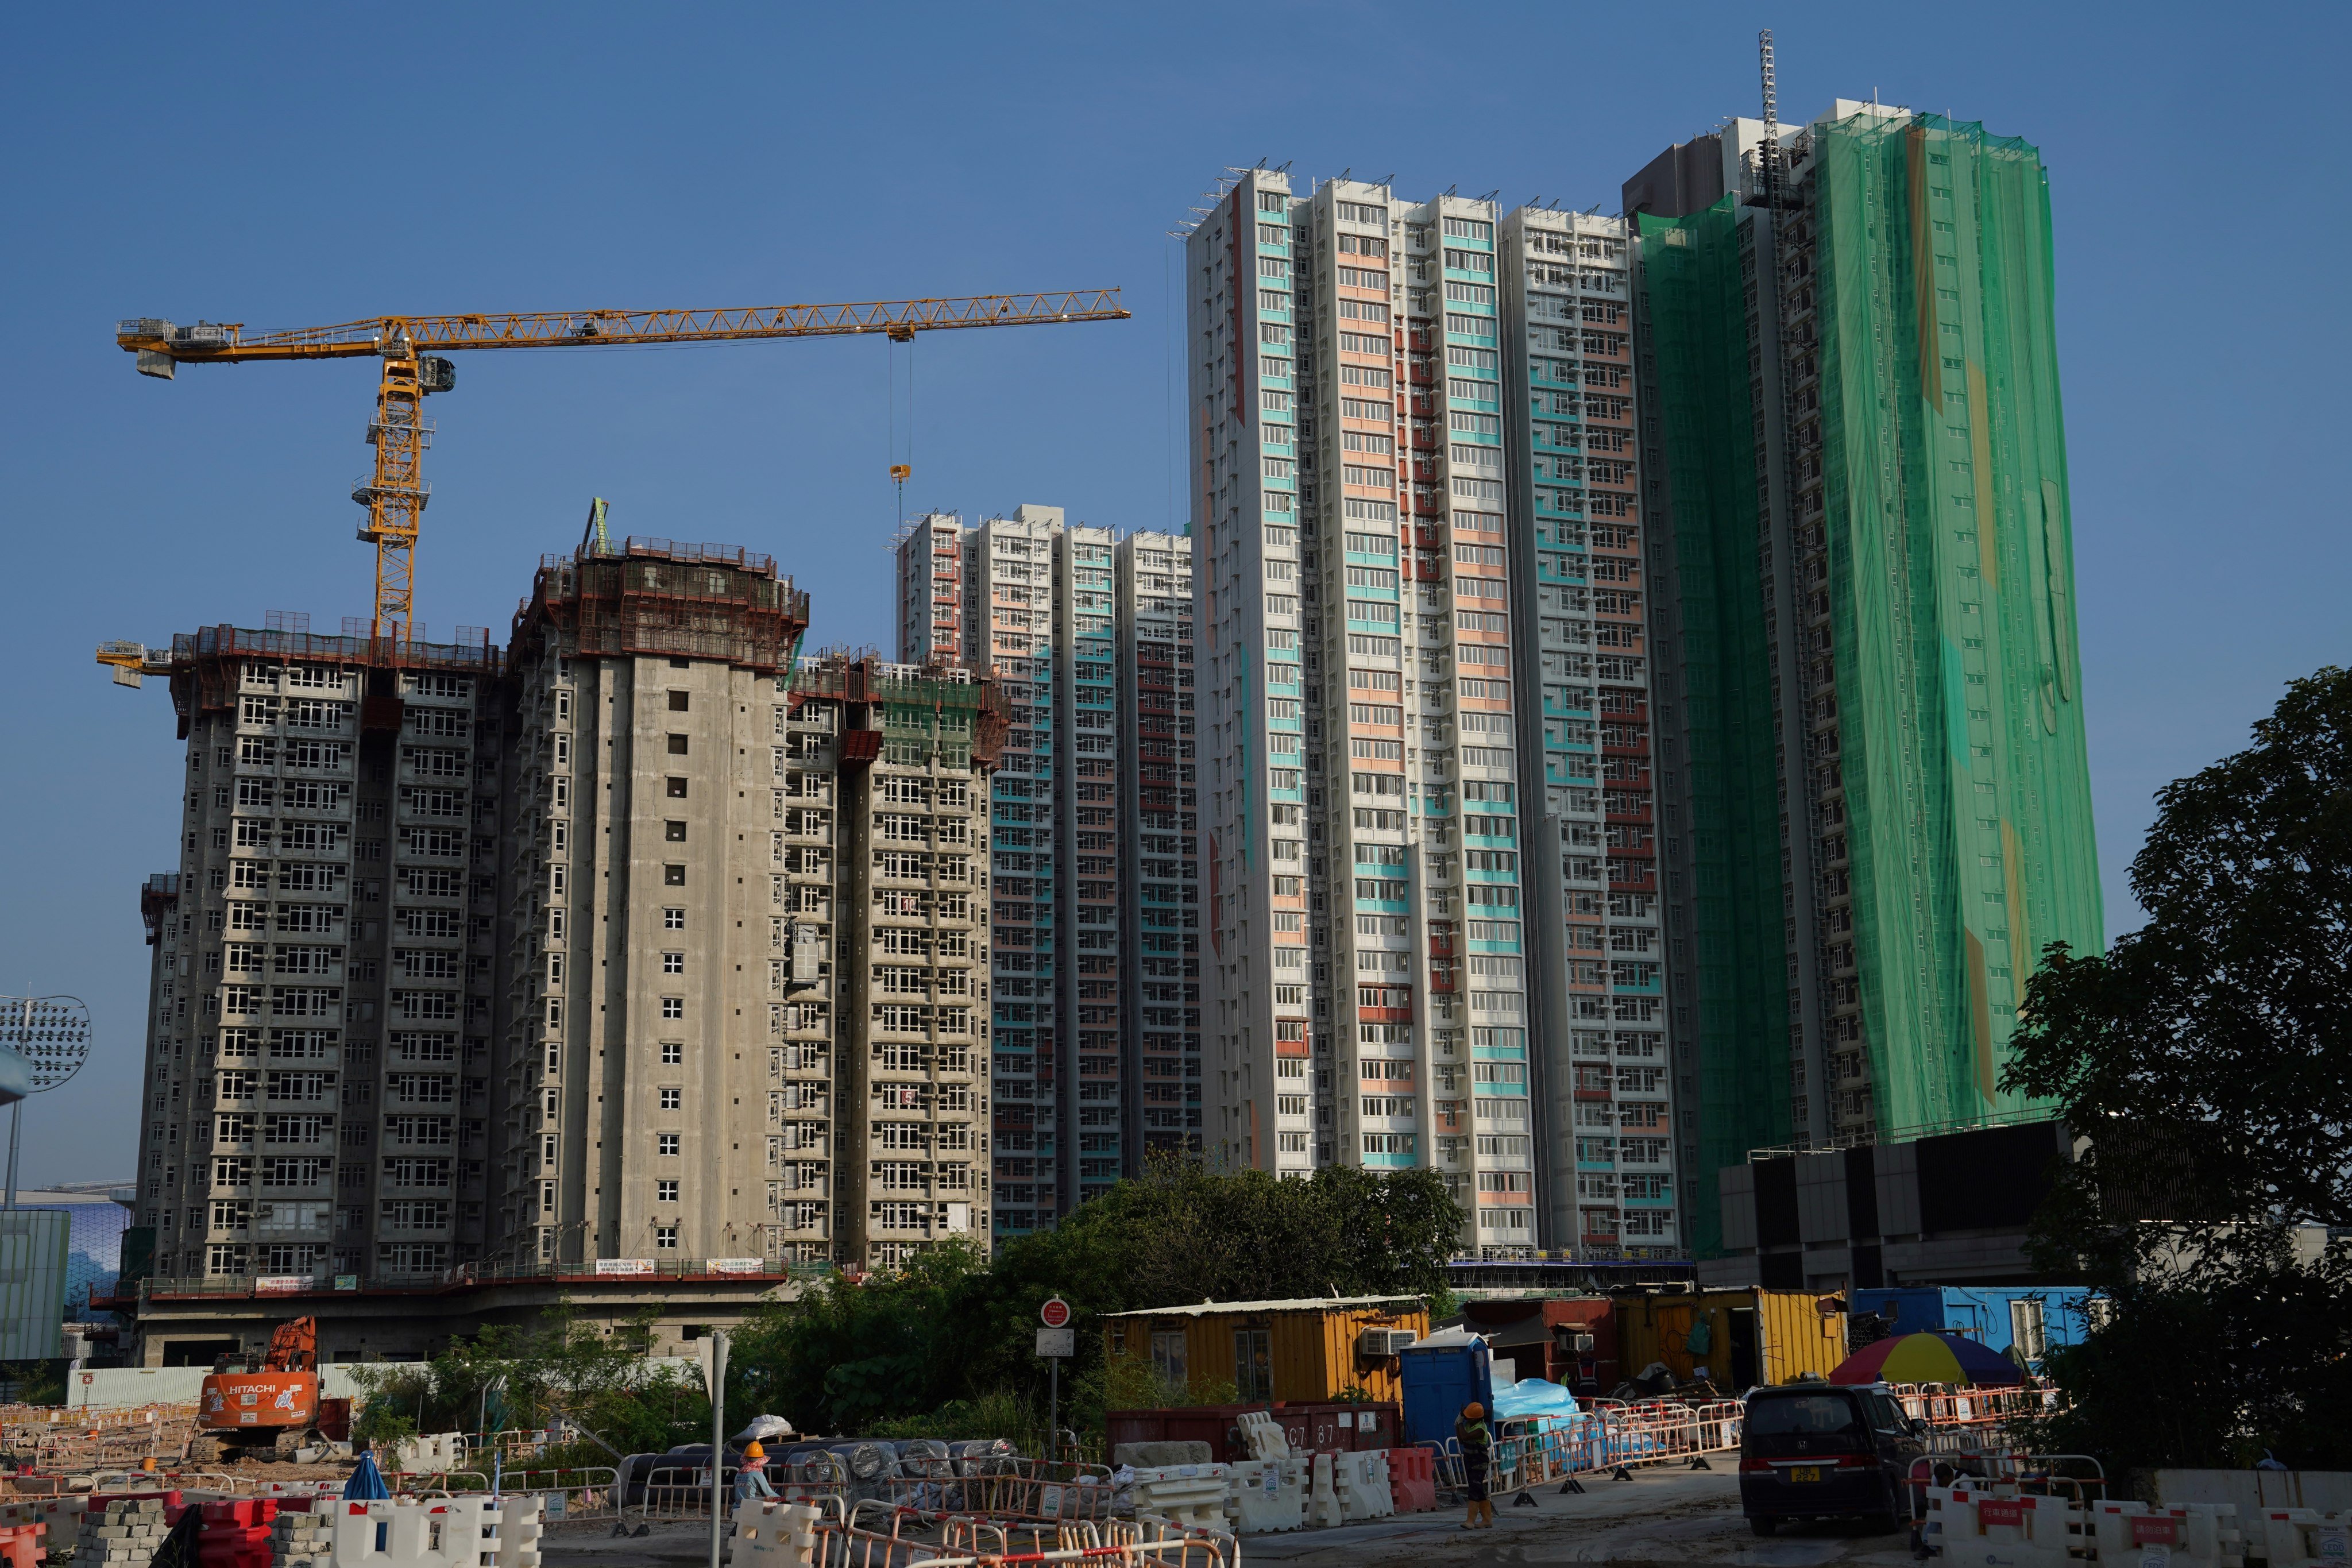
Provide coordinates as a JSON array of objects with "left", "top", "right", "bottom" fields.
[{"left": 743, "top": 1441, "right": 764, "bottom": 1458}]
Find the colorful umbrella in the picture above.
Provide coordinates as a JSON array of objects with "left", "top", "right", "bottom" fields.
[{"left": 1829, "top": 1331, "right": 2027, "bottom": 1387}]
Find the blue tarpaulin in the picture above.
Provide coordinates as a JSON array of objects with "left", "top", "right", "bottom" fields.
[
  {"left": 345, "top": 1450, "right": 390, "bottom": 1500},
  {"left": 1492, "top": 1378, "right": 1581, "bottom": 1421}
]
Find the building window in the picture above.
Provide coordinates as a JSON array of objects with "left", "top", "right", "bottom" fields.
[
  {"left": 668, "top": 692, "right": 690, "bottom": 712},
  {"left": 666, "top": 777, "right": 688, "bottom": 798},
  {"left": 662, "top": 952, "right": 685, "bottom": 975},
  {"left": 667, "top": 735, "right": 689, "bottom": 755},
  {"left": 656, "top": 1179, "right": 679, "bottom": 1204},
  {"left": 658, "top": 1134, "right": 680, "bottom": 1156},
  {"left": 1232, "top": 1328, "right": 1272, "bottom": 1401},
  {"left": 665, "top": 820, "right": 686, "bottom": 843},
  {"left": 1151, "top": 1329, "right": 1188, "bottom": 1392},
  {"left": 659, "top": 1088, "right": 681, "bottom": 1110},
  {"left": 663, "top": 908, "right": 685, "bottom": 930},
  {"left": 661, "top": 1042, "right": 684, "bottom": 1065},
  {"left": 655, "top": 1225, "right": 678, "bottom": 1249},
  {"left": 661, "top": 998, "right": 684, "bottom": 1019},
  {"left": 664, "top": 866, "right": 686, "bottom": 886}
]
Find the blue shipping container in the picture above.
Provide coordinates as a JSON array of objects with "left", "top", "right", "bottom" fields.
[
  {"left": 1399, "top": 1335, "right": 1493, "bottom": 1449},
  {"left": 1849, "top": 1287, "right": 2092, "bottom": 1365}
]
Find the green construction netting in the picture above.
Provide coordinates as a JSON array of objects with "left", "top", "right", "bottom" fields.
[
  {"left": 1813, "top": 113, "right": 2103, "bottom": 1133},
  {"left": 1637, "top": 195, "right": 1793, "bottom": 1260}
]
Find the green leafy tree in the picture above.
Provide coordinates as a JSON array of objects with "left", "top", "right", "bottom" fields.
[
  {"left": 2000, "top": 665, "right": 2352, "bottom": 1470},
  {"left": 733, "top": 1159, "right": 1461, "bottom": 1439}
]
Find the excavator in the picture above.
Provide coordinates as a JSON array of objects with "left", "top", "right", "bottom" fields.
[{"left": 193, "top": 1316, "right": 323, "bottom": 1462}]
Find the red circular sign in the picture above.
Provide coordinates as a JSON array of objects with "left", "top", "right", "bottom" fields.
[{"left": 1040, "top": 1297, "right": 1072, "bottom": 1329}]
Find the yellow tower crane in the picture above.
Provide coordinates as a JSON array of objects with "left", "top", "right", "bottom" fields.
[{"left": 100, "top": 291, "right": 1127, "bottom": 666}]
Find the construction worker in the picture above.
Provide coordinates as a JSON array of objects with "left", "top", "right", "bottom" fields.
[
  {"left": 733, "top": 1440, "right": 777, "bottom": 1504},
  {"left": 1455, "top": 1401, "right": 1494, "bottom": 1530}
]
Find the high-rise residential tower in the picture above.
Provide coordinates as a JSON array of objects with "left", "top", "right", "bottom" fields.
[
  {"left": 1191, "top": 170, "right": 1682, "bottom": 1258},
  {"left": 1114, "top": 532, "right": 1203, "bottom": 1160},
  {"left": 1624, "top": 102, "right": 2100, "bottom": 1253},
  {"left": 891, "top": 507, "right": 1200, "bottom": 1238},
  {"left": 129, "top": 620, "right": 508, "bottom": 1285},
  {"left": 1500, "top": 207, "right": 1687, "bottom": 1258},
  {"left": 131, "top": 539, "right": 1006, "bottom": 1290}
]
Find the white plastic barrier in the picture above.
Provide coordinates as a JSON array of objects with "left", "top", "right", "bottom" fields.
[
  {"left": 2089, "top": 1501, "right": 2242, "bottom": 1568},
  {"left": 1305, "top": 1453, "right": 1341, "bottom": 1531},
  {"left": 1330, "top": 1451, "right": 1394, "bottom": 1524},
  {"left": 333, "top": 1498, "right": 496, "bottom": 1568},
  {"left": 489, "top": 1497, "right": 543, "bottom": 1568},
  {"left": 1923, "top": 1485, "right": 2081, "bottom": 1568},
  {"left": 395, "top": 1434, "right": 470, "bottom": 1474},
  {"left": 1235, "top": 1412, "right": 1288, "bottom": 1462},
  {"left": 1226, "top": 1457, "right": 1307, "bottom": 1534},
  {"left": 2260, "top": 1510, "right": 2352, "bottom": 1568},
  {"left": 1131, "top": 1464, "right": 1232, "bottom": 1532},
  {"left": 728, "top": 1500, "right": 824, "bottom": 1568}
]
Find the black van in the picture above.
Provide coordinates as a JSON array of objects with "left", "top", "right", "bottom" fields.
[{"left": 1738, "top": 1382, "right": 1925, "bottom": 1535}]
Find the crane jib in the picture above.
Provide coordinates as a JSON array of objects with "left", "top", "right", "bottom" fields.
[{"left": 103, "top": 288, "right": 1127, "bottom": 646}]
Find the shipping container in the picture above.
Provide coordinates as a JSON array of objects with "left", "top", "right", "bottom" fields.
[
  {"left": 1458, "top": 1296, "right": 1617, "bottom": 1392},
  {"left": 1102, "top": 1294, "right": 1428, "bottom": 1406},
  {"left": 1612, "top": 1288, "right": 1846, "bottom": 1389},
  {"left": 1849, "top": 1286, "right": 2091, "bottom": 1365}
]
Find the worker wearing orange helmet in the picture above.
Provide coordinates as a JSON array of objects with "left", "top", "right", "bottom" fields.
[{"left": 1455, "top": 1401, "right": 1494, "bottom": 1530}]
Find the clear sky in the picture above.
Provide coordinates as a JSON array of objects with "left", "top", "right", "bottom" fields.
[{"left": 3, "top": 2, "right": 2344, "bottom": 1185}]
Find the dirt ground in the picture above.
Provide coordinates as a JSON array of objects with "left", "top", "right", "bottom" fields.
[{"left": 536, "top": 1467, "right": 1928, "bottom": 1567}]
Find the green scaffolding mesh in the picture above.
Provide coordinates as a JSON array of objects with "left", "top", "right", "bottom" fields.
[
  {"left": 1812, "top": 113, "right": 2103, "bottom": 1132},
  {"left": 1638, "top": 195, "right": 1793, "bottom": 1259}
]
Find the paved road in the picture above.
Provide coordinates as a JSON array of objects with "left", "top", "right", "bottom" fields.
[{"left": 540, "top": 1469, "right": 1922, "bottom": 1567}]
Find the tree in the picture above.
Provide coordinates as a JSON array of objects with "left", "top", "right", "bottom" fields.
[
  {"left": 733, "top": 1160, "right": 1461, "bottom": 1438},
  {"left": 1999, "top": 665, "right": 2352, "bottom": 1469}
]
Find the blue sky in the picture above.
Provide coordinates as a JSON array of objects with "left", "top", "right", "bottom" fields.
[{"left": 3, "top": 2, "right": 2344, "bottom": 1184}]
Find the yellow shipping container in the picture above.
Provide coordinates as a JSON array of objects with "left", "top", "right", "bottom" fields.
[
  {"left": 1102, "top": 1295, "right": 1429, "bottom": 1405},
  {"left": 1612, "top": 1289, "right": 1847, "bottom": 1388}
]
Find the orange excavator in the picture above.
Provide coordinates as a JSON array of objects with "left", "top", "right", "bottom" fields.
[{"left": 194, "top": 1316, "right": 322, "bottom": 1462}]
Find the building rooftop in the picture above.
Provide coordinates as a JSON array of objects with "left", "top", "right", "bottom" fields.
[{"left": 1104, "top": 1294, "right": 1423, "bottom": 1319}]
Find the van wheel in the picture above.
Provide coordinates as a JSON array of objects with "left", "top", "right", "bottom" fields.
[{"left": 1751, "top": 1518, "right": 1779, "bottom": 1537}]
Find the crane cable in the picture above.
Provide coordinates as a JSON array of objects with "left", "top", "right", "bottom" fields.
[{"left": 888, "top": 335, "right": 915, "bottom": 527}]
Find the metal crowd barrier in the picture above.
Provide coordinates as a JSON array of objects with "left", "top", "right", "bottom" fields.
[{"left": 754, "top": 1502, "right": 1235, "bottom": 1567}]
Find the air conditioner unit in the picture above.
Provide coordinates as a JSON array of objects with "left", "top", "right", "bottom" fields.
[{"left": 1358, "top": 1327, "right": 1417, "bottom": 1357}]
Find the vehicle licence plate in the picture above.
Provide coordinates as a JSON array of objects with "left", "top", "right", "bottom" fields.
[{"left": 1789, "top": 1467, "right": 1823, "bottom": 1482}]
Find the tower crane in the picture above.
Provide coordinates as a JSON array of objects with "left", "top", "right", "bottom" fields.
[{"left": 99, "top": 291, "right": 1126, "bottom": 671}]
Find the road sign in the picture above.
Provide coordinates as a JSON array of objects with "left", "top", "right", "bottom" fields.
[
  {"left": 1040, "top": 1297, "right": 1072, "bottom": 1330},
  {"left": 1036, "top": 1327, "right": 1074, "bottom": 1358}
]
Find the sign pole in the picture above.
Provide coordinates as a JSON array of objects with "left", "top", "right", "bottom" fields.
[
  {"left": 1037, "top": 1297, "right": 1072, "bottom": 1462},
  {"left": 1049, "top": 1356, "right": 1058, "bottom": 1460},
  {"left": 706, "top": 1329, "right": 729, "bottom": 1568}
]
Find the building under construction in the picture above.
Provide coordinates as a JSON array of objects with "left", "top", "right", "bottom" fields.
[{"left": 124, "top": 535, "right": 1006, "bottom": 1357}]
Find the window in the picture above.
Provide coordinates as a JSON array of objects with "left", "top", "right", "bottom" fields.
[
  {"left": 663, "top": 907, "right": 685, "bottom": 930},
  {"left": 657, "top": 1133, "right": 680, "bottom": 1156},
  {"left": 1150, "top": 1329, "right": 1188, "bottom": 1392},
  {"left": 666, "top": 777, "right": 688, "bottom": 798},
  {"left": 661, "top": 998, "right": 684, "bottom": 1019},
  {"left": 665, "top": 865, "right": 686, "bottom": 886},
  {"left": 662, "top": 952, "right": 685, "bottom": 975},
  {"left": 655, "top": 1225, "right": 678, "bottom": 1249},
  {"left": 659, "top": 1088, "right": 682, "bottom": 1110},
  {"left": 668, "top": 691, "right": 690, "bottom": 712},
  {"left": 665, "top": 820, "right": 687, "bottom": 843},
  {"left": 661, "top": 1042, "right": 684, "bottom": 1065},
  {"left": 666, "top": 735, "right": 688, "bottom": 755},
  {"left": 1233, "top": 1328, "right": 1272, "bottom": 1402}
]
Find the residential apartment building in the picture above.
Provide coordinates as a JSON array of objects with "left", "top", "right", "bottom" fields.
[
  {"left": 894, "top": 512, "right": 968, "bottom": 669},
  {"left": 1190, "top": 170, "right": 1677, "bottom": 1258},
  {"left": 132, "top": 539, "right": 1006, "bottom": 1287},
  {"left": 1499, "top": 207, "right": 1686, "bottom": 1259},
  {"left": 1114, "top": 534, "right": 1203, "bottom": 1160},
  {"left": 891, "top": 508, "right": 1200, "bottom": 1237},
  {"left": 129, "top": 619, "right": 508, "bottom": 1285},
  {"left": 1623, "top": 102, "right": 2100, "bottom": 1255}
]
